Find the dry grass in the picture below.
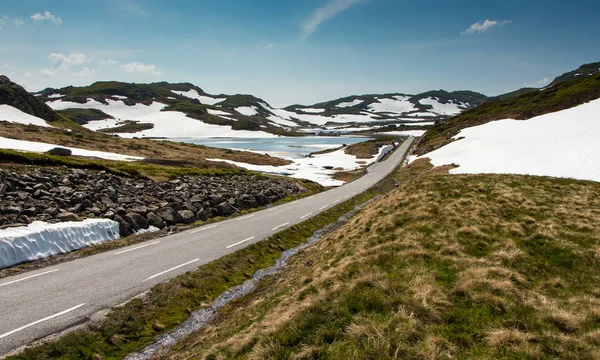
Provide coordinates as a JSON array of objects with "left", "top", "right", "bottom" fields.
[{"left": 161, "top": 159, "right": 600, "bottom": 359}]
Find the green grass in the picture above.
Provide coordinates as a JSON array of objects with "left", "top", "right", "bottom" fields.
[
  {"left": 57, "top": 108, "right": 114, "bottom": 125},
  {"left": 98, "top": 122, "right": 154, "bottom": 133},
  {"left": 415, "top": 72, "right": 600, "bottom": 155},
  {"left": 164, "top": 160, "right": 600, "bottom": 359},
  {"left": 7, "top": 171, "right": 398, "bottom": 360}
]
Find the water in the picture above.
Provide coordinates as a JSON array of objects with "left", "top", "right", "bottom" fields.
[{"left": 173, "top": 136, "right": 371, "bottom": 159}]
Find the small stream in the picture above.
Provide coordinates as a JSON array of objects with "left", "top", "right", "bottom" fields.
[{"left": 126, "top": 197, "right": 378, "bottom": 359}]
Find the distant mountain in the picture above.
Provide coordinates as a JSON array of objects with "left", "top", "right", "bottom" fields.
[{"left": 0, "top": 76, "right": 61, "bottom": 123}]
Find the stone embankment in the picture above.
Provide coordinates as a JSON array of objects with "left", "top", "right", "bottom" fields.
[{"left": 0, "top": 167, "right": 305, "bottom": 236}]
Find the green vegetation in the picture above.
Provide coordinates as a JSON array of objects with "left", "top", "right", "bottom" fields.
[
  {"left": 415, "top": 72, "right": 600, "bottom": 155},
  {"left": 98, "top": 122, "right": 154, "bottom": 133},
  {"left": 344, "top": 136, "right": 396, "bottom": 159},
  {"left": 57, "top": 108, "right": 113, "bottom": 125},
  {"left": 164, "top": 159, "right": 600, "bottom": 359},
  {"left": 8, "top": 171, "right": 397, "bottom": 360}
]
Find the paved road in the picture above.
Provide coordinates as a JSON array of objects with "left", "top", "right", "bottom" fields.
[{"left": 0, "top": 137, "right": 414, "bottom": 355}]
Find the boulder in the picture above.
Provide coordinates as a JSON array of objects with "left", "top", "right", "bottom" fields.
[
  {"left": 215, "top": 202, "right": 235, "bottom": 216},
  {"left": 195, "top": 207, "right": 210, "bottom": 222},
  {"left": 56, "top": 212, "right": 81, "bottom": 222},
  {"left": 147, "top": 212, "right": 166, "bottom": 229},
  {"left": 177, "top": 210, "right": 195, "bottom": 224},
  {"left": 114, "top": 215, "right": 133, "bottom": 236},
  {"left": 80, "top": 198, "right": 93, "bottom": 211},
  {"left": 124, "top": 213, "right": 149, "bottom": 231},
  {"left": 156, "top": 206, "right": 181, "bottom": 225},
  {"left": 47, "top": 147, "right": 72, "bottom": 156}
]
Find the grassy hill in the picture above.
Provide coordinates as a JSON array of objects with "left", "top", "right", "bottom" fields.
[
  {"left": 414, "top": 71, "right": 600, "bottom": 156},
  {"left": 163, "top": 159, "right": 600, "bottom": 359}
]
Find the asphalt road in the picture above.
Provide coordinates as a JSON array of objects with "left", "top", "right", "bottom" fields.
[{"left": 0, "top": 136, "right": 414, "bottom": 355}]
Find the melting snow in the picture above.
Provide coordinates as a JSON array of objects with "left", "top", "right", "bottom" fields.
[
  {"left": 300, "top": 108, "right": 326, "bottom": 113},
  {"left": 0, "top": 105, "right": 52, "bottom": 128},
  {"left": 0, "top": 219, "right": 120, "bottom": 269},
  {"left": 413, "top": 98, "right": 600, "bottom": 182},
  {"left": 337, "top": 99, "right": 364, "bottom": 108},
  {"left": 419, "top": 97, "right": 463, "bottom": 116},
  {"left": 235, "top": 106, "right": 259, "bottom": 116},
  {"left": 207, "top": 109, "right": 232, "bottom": 116},
  {"left": 171, "top": 90, "right": 226, "bottom": 105},
  {"left": 368, "top": 96, "right": 416, "bottom": 114},
  {"left": 47, "top": 94, "right": 63, "bottom": 99}
]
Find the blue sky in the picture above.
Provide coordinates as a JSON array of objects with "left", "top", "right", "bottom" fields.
[{"left": 1, "top": 0, "right": 599, "bottom": 106}]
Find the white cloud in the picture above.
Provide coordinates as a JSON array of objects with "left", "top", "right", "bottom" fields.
[
  {"left": 461, "top": 19, "right": 511, "bottom": 35},
  {"left": 122, "top": 62, "right": 162, "bottom": 75},
  {"left": 48, "top": 52, "right": 90, "bottom": 69},
  {"left": 31, "top": 11, "right": 62, "bottom": 25},
  {"left": 266, "top": 43, "right": 276, "bottom": 49},
  {"left": 0, "top": 18, "right": 5, "bottom": 31},
  {"left": 13, "top": 19, "right": 25, "bottom": 26},
  {"left": 302, "top": 0, "right": 367, "bottom": 40},
  {"left": 0, "top": 16, "right": 25, "bottom": 30}
]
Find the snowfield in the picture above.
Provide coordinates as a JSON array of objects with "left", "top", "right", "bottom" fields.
[
  {"left": 368, "top": 96, "right": 416, "bottom": 114},
  {"left": 209, "top": 145, "right": 388, "bottom": 186},
  {"left": 419, "top": 97, "right": 464, "bottom": 116},
  {"left": 337, "top": 99, "right": 364, "bottom": 108},
  {"left": 0, "top": 105, "right": 52, "bottom": 128},
  {"left": 412, "top": 98, "right": 600, "bottom": 182},
  {"left": 171, "top": 89, "right": 226, "bottom": 105},
  {"left": 0, "top": 136, "right": 144, "bottom": 161},
  {"left": 299, "top": 108, "right": 326, "bottom": 113},
  {"left": 0, "top": 219, "right": 120, "bottom": 269},
  {"left": 235, "top": 106, "right": 259, "bottom": 116}
]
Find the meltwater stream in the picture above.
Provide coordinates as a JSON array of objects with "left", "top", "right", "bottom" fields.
[{"left": 126, "top": 197, "right": 378, "bottom": 359}]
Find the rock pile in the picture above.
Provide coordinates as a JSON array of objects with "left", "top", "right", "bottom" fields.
[{"left": 0, "top": 167, "right": 305, "bottom": 236}]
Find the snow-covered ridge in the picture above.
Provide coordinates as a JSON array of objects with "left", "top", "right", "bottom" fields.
[
  {"left": 0, "top": 105, "right": 52, "bottom": 128},
  {"left": 171, "top": 89, "right": 226, "bottom": 105},
  {"left": 412, "top": 97, "right": 600, "bottom": 182},
  {"left": 419, "top": 97, "right": 465, "bottom": 116},
  {"left": 336, "top": 99, "right": 364, "bottom": 108},
  {"left": 0, "top": 219, "right": 120, "bottom": 269}
]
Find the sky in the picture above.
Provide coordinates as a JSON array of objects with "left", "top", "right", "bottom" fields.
[{"left": 1, "top": 0, "right": 599, "bottom": 107}]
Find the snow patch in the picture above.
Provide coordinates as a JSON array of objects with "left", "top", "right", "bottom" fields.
[
  {"left": 337, "top": 99, "right": 364, "bottom": 108},
  {"left": 48, "top": 94, "right": 63, "bottom": 99},
  {"left": 0, "top": 136, "right": 144, "bottom": 161},
  {"left": 413, "top": 98, "right": 600, "bottom": 182},
  {"left": 0, "top": 219, "right": 120, "bottom": 269},
  {"left": 299, "top": 108, "right": 325, "bottom": 113},
  {"left": 368, "top": 96, "right": 416, "bottom": 114},
  {"left": 171, "top": 90, "right": 225, "bottom": 105},
  {"left": 235, "top": 106, "right": 259, "bottom": 116},
  {"left": 207, "top": 109, "right": 232, "bottom": 116},
  {"left": 419, "top": 97, "right": 463, "bottom": 116},
  {"left": 0, "top": 105, "right": 52, "bottom": 128}
]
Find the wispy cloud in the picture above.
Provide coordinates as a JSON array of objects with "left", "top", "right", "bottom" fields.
[
  {"left": 302, "top": 0, "right": 367, "bottom": 40},
  {"left": 525, "top": 77, "right": 550, "bottom": 87},
  {"left": 122, "top": 62, "right": 162, "bottom": 75},
  {"left": 461, "top": 19, "right": 511, "bottom": 35},
  {"left": 31, "top": 11, "right": 62, "bottom": 25},
  {"left": 48, "top": 52, "right": 90, "bottom": 68},
  {"left": 0, "top": 16, "right": 25, "bottom": 30}
]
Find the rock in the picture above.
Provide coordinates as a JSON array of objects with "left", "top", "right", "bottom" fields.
[
  {"left": 47, "top": 147, "right": 72, "bottom": 156},
  {"left": 44, "top": 207, "right": 59, "bottom": 217},
  {"left": 177, "top": 210, "right": 195, "bottom": 224},
  {"left": 80, "top": 198, "right": 93, "bottom": 211},
  {"left": 3, "top": 206, "right": 22, "bottom": 215},
  {"left": 168, "top": 202, "right": 183, "bottom": 212},
  {"left": 156, "top": 206, "right": 181, "bottom": 225},
  {"left": 239, "top": 194, "right": 258, "bottom": 209},
  {"left": 215, "top": 202, "right": 235, "bottom": 216},
  {"left": 114, "top": 215, "right": 133, "bottom": 236},
  {"left": 0, "top": 183, "right": 7, "bottom": 196},
  {"left": 124, "top": 213, "right": 149, "bottom": 231},
  {"left": 103, "top": 210, "right": 115, "bottom": 219},
  {"left": 209, "top": 194, "right": 225, "bottom": 206},
  {"left": 195, "top": 207, "right": 210, "bottom": 222},
  {"left": 146, "top": 212, "right": 166, "bottom": 229},
  {"left": 23, "top": 207, "right": 38, "bottom": 217},
  {"left": 56, "top": 212, "right": 81, "bottom": 222}
]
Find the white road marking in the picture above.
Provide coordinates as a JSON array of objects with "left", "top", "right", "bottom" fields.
[
  {"left": 115, "top": 241, "right": 160, "bottom": 255},
  {"left": 226, "top": 236, "right": 256, "bottom": 249},
  {"left": 272, "top": 222, "right": 290, "bottom": 231},
  {"left": 333, "top": 199, "right": 341, "bottom": 204},
  {"left": 236, "top": 214, "right": 255, "bottom": 221},
  {"left": 344, "top": 195, "right": 351, "bottom": 199},
  {"left": 0, "top": 303, "right": 86, "bottom": 340},
  {"left": 0, "top": 269, "right": 60, "bottom": 288},
  {"left": 143, "top": 259, "right": 199, "bottom": 282},
  {"left": 300, "top": 213, "right": 313, "bottom": 219},
  {"left": 319, "top": 205, "right": 328, "bottom": 211},
  {"left": 352, "top": 192, "right": 357, "bottom": 195},
  {"left": 191, "top": 225, "right": 218, "bottom": 234}
]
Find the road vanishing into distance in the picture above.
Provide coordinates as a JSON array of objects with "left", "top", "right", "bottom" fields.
[{"left": 0, "top": 136, "right": 414, "bottom": 355}]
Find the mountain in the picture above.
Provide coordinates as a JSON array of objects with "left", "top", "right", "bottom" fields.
[
  {"left": 0, "top": 76, "right": 61, "bottom": 123},
  {"left": 34, "top": 82, "right": 486, "bottom": 138}
]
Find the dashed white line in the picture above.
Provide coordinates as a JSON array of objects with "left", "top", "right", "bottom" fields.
[
  {"left": 0, "top": 269, "right": 60, "bottom": 288},
  {"left": 236, "top": 214, "right": 255, "bottom": 221},
  {"left": 352, "top": 192, "right": 357, "bottom": 195},
  {"left": 333, "top": 199, "right": 341, "bottom": 204},
  {"left": 191, "top": 224, "right": 218, "bottom": 234},
  {"left": 0, "top": 303, "right": 86, "bottom": 340},
  {"left": 300, "top": 212, "right": 313, "bottom": 219},
  {"left": 226, "top": 236, "right": 256, "bottom": 249},
  {"left": 143, "top": 259, "right": 200, "bottom": 282},
  {"left": 115, "top": 241, "right": 160, "bottom": 255},
  {"left": 343, "top": 195, "right": 351, "bottom": 199},
  {"left": 272, "top": 222, "right": 290, "bottom": 231},
  {"left": 319, "top": 205, "right": 328, "bottom": 211}
]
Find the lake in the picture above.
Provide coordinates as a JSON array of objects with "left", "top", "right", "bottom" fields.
[{"left": 174, "top": 136, "right": 372, "bottom": 159}]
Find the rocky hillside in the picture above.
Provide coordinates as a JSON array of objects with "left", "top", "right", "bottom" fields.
[
  {"left": 0, "top": 76, "right": 61, "bottom": 123},
  {"left": 0, "top": 166, "right": 305, "bottom": 236}
]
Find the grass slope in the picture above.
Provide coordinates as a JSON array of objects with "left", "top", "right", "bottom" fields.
[
  {"left": 164, "top": 159, "right": 600, "bottom": 359},
  {"left": 415, "top": 72, "right": 600, "bottom": 156}
]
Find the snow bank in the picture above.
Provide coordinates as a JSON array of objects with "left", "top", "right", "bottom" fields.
[
  {"left": 419, "top": 97, "right": 463, "bottom": 116},
  {"left": 0, "top": 136, "right": 144, "bottom": 161},
  {"left": 381, "top": 130, "right": 427, "bottom": 137},
  {"left": 207, "top": 109, "right": 232, "bottom": 116},
  {"left": 337, "top": 99, "right": 364, "bottom": 108},
  {"left": 171, "top": 90, "right": 225, "bottom": 105},
  {"left": 235, "top": 106, "right": 259, "bottom": 116},
  {"left": 0, "top": 105, "right": 52, "bottom": 128},
  {"left": 300, "top": 108, "right": 325, "bottom": 113},
  {"left": 209, "top": 145, "right": 386, "bottom": 186},
  {"left": 0, "top": 219, "right": 120, "bottom": 269},
  {"left": 413, "top": 98, "right": 600, "bottom": 182},
  {"left": 368, "top": 96, "right": 416, "bottom": 114}
]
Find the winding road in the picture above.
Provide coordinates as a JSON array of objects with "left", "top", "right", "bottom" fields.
[{"left": 0, "top": 136, "right": 414, "bottom": 355}]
